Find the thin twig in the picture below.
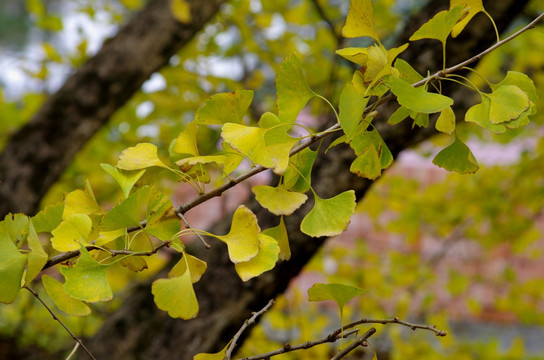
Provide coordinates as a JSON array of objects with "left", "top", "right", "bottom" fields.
[
  {"left": 237, "top": 328, "right": 359, "bottom": 360},
  {"left": 176, "top": 211, "right": 211, "bottom": 248},
  {"left": 24, "top": 286, "right": 97, "bottom": 360},
  {"left": 343, "top": 317, "right": 447, "bottom": 337},
  {"left": 65, "top": 342, "right": 80, "bottom": 360},
  {"left": 330, "top": 328, "right": 376, "bottom": 360},
  {"left": 225, "top": 299, "right": 275, "bottom": 360},
  {"left": 39, "top": 13, "right": 544, "bottom": 272}
]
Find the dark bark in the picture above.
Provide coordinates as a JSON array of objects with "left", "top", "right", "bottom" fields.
[
  {"left": 85, "top": 1, "right": 530, "bottom": 360},
  {"left": 0, "top": 0, "right": 226, "bottom": 218}
]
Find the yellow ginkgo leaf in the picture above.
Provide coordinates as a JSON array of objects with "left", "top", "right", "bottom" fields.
[
  {"left": 235, "top": 234, "right": 280, "bottom": 282},
  {"left": 117, "top": 143, "right": 169, "bottom": 170},
  {"left": 341, "top": 0, "right": 380, "bottom": 41},
  {"left": 252, "top": 185, "right": 307, "bottom": 216},
  {"left": 450, "top": 0, "right": 486, "bottom": 38},
  {"left": 215, "top": 205, "right": 260, "bottom": 263}
]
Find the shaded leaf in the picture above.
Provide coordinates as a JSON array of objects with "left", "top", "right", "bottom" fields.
[
  {"left": 339, "top": 83, "right": 369, "bottom": 141},
  {"left": 301, "top": 191, "right": 356, "bottom": 237},
  {"left": 350, "top": 146, "right": 381, "bottom": 180},
  {"left": 194, "top": 343, "right": 230, "bottom": 360},
  {"left": 152, "top": 261, "right": 198, "bottom": 319},
  {"left": 252, "top": 184, "right": 308, "bottom": 216},
  {"left": 101, "top": 164, "right": 145, "bottom": 198},
  {"left": 25, "top": 221, "right": 48, "bottom": 284},
  {"left": 432, "top": 137, "right": 479, "bottom": 174},
  {"left": 283, "top": 147, "right": 317, "bottom": 193},
  {"left": 172, "top": 121, "right": 199, "bottom": 158},
  {"left": 119, "top": 256, "right": 148, "bottom": 272},
  {"left": 171, "top": 0, "right": 191, "bottom": 23},
  {"left": 409, "top": 6, "right": 465, "bottom": 45},
  {"left": 308, "top": 282, "right": 365, "bottom": 310},
  {"left": 31, "top": 202, "right": 64, "bottom": 233},
  {"left": 0, "top": 231, "right": 27, "bottom": 303},
  {"left": 487, "top": 85, "right": 529, "bottom": 124},
  {"left": 196, "top": 90, "right": 253, "bottom": 125},
  {"left": 436, "top": 106, "right": 456, "bottom": 134},
  {"left": 42, "top": 275, "right": 91, "bottom": 316},
  {"left": 263, "top": 216, "right": 290, "bottom": 260},
  {"left": 389, "top": 77, "right": 453, "bottom": 114}
]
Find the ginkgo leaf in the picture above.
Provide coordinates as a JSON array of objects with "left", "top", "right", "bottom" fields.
[
  {"left": 175, "top": 155, "right": 229, "bottom": 170},
  {"left": 221, "top": 123, "right": 275, "bottom": 169},
  {"left": 61, "top": 245, "right": 112, "bottom": 303},
  {"left": 487, "top": 85, "right": 529, "bottom": 124},
  {"left": 194, "top": 343, "right": 230, "bottom": 360},
  {"left": 350, "top": 146, "right": 381, "bottom": 180},
  {"left": 221, "top": 142, "right": 245, "bottom": 175},
  {"left": 119, "top": 256, "right": 148, "bottom": 272},
  {"left": 341, "top": 0, "right": 379, "bottom": 41},
  {"left": 31, "top": 201, "right": 64, "bottom": 233},
  {"left": 335, "top": 47, "right": 369, "bottom": 67},
  {"left": 283, "top": 147, "right": 317, "bottom": 193},
  {"left": 263, "top": 216, "right": 290, "bottom": 260},
  {"left": 492, "top": 71, "right": 538, "bottom": 103},
  {"left": 308, "top": 282, "right": 365, "bottom": 310},
  {"left": 432, "top": 137, "right": 479, "bottom": 174},
  {"left": 252, "top": 185, "right": 308, "bottom": 216},
  {"left": 389, "top": 77, "right": 453, "bottom": 114},
  {"left": 348, "top": 128, "right": 392, "bottom": 171},
  {"left": 301, "top": 191, "right": 356, "bottom": 237},
  {"left": 215, "top": 205, "right": 260, "bottom": 263},
  {"left": 63, "top": 188, "right": 102, "bottom": 219},
  {"left": 0, "top": 213, "right": 29, "bottom": 249},
  {"left": 168, "top": 252, "right": 207, "bottom": 283},
  {"left": 409, "top": 6, "right": 465, "bottom": 45},
  {"left": 152, "top": 264, "right": 198, "bottom": 319},
  {"left": 0, "top": 231, "right": 27, "bottom": 304},
  {"left": 96, "top": 228, "right": 125, "bottom": 246},
  {"left": 196, "top": 90, "right": 253, "bottom": 125},
  {"left": 394, "top": 58, "right": 424, "bottom": 83},
  {"left": 339, "top": 83, "right": 369, "bottom": 141},
  {"left": 235, "top": 234, "right": 279, "bottom": 282},
  {"left": 25, "top": 221, "right": 48, "bottom": 284},
  {"left": 172, "top": 121, "right": 199, "bottom": 159},
  {"left": 464, "top": 97, "right": 506, "bottom": 134},
  {"left": 436, "top": 106, "right": 456, "bottom": 134},
  {"left": 100, "top": 186, "right": 151, "bottom": 231},
  {"left": 388, "top": 105, "right": 412, "bottom": 125},
  {"left": 42, "top": 275, "right": 91, "bottom": 316},
  {"left": 101, "top": 164, "right": 145, "bottom": 198},
  {"left": 146, "top": 217, "right": 181, "bottom": 242},
  {"left": 276, "top": 54, "right": 316, "bottom": 125},
  {"left": 263, "top": 125, "right": 300, "bottom": 175},
  {"left": 117, "top": 143, "right": 169, "bottom": 170},
  {"left": 170, "top": 0, "right": 191, "bottom": 23},
  {"left": 450, "top": 0, "right": 486, "bottom": 38},
  {"left": 51, "top": 214, "right": 92, "bottom": 252}
]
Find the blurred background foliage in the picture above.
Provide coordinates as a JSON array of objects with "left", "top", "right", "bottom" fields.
[{"left": 0, "top": 0, "right": 543, "bottom": 358}]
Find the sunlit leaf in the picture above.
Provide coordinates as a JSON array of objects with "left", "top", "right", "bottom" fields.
[
  {"left": 215, "top": 205, "right": 260, "bottom": 263},
  {"left": 168, "top": 252, "right": 207, "bottom": 283},
  {"left": 450, "top": 0, "right": 486, "bottom": 37},
  {"left": 61, "top": 245, "right": 112, "bottom": 303},
  {"left": 394, "top": 58, "right": 424, "bottom": 83},
  {"left": 196, "top": 90, "right": 253, "bottom": 125},
  {"left": 172, "top": 121, "right": 199, "bottom": 158},
  {"left": 0, "top": 231, "right": 27, "bottom": 303},
  {"left": 277, "top": 54, "right": 316, "bottom": 125},
  {"left": 42, "top": 275, "right": 91, "bottom": 316},
  {"left": 487, "top": 85, "right": 529, "bottom": 124},
  {"left": 252, "top": 184, "right": 308, "bottom": 216},
  {"left": 117, "top": 143, "right": 169, "bottom": 170},
  {"left": 263, "top": 124, "right": 299, "bottom": 175},
  {"left": 63, "top": 188, "right": 102, "bottom": 219},
  {"left": 170, "top": 0, "right": 191, "bottom": 23},
  {"left": 350, "top": 146, "right": 381, "bottom": 180},
  {"left": 51, "top": 214, "right": 92, "bottom": 252},
  {"left": 308, "top": 282, "right": 365, "bottom": 310},
  {"left": 101, "top": 164, "right": 145, "bottom": 198},
  {"left": 436, "top": 106, "right": 456, "bottom": 134},
  {"left": 432, "top": 137, "right": 479, "bottom": 174},
  {"left": 235, "top": 234, "right": 279, "bottom": 281},
  {"left": 339, "top": 83, "right": 369, "bottom": 141},
  {"left": 389, "top": 77, "right": 453, "bottom": 114},
  {"left": 341, "top": 0, "right": 379, "bottom": 41},
  {"left": 152, "top": 260, "right": 198, "bottom": 319},
  {"left": 175, "top": 155, "right": 229, "bottom": 171},
  {"left": 194, "top": 343, "right": 230, "bottom": 360},
  {"left": 301, "top": 191, "right": 356, "bottom": 237},
  {"left": 263, "top": 216, "right": 290, "bottom": 261},
  {"left": 409, "top": 6, "right": 465, "bottom": 45},
  {"left": 221, "top": 123, "right": 274, "bottom": 169},
  {"left": 464, "top": 97, "right": 506, "bottom": 134}
]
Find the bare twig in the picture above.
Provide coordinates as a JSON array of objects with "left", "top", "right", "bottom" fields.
[
  {"left": 225, "top": 299, "right": 275, "bottom": 360},
  {"left": 343, "top": 317, "right": 447, "bottom": 337},
  {"left": 330, "top": 328, "right": 376, "bottom": 360},
  {"left": 65, "top": 342, "right": 80, "bottom": 360},
  {"left": 176, "top": 211, "right": 211, "bottom": 249},
  {"left": 38, "top": 13, "right": 544, "bottom": 272},
  {"left": 24, "top": 286, "right": 97, "bottom": 360}
]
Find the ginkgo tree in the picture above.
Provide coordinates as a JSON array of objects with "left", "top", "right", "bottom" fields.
[{"left": 0, "top": 0, "right": 541, "bottom": 359}]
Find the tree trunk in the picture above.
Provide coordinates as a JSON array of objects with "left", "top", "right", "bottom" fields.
[
  {"left": 85, "top": 1, "right": 530, "bottom": 359},
  {"left": 0, "top": 0, "right": 226, "bottom": 218}
]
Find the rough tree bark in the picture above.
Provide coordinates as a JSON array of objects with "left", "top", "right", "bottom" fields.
[
  {"left": 84, "top": 1, "right": 530, "bottom": 360},
  {"left": 0, "top": 0, "right": 226, "bottom": 218}
]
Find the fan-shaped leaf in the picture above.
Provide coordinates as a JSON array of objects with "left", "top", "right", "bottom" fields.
[
  {"left": 196, "top": 90, "right": 253, "bottom": 125},
  {"left": 117, "top": 143, "right": 169, "bottom": 170},
  {"left": 51, "top": 214, "right": 92, "bottom": 252},
  {"left": 432, "top": 137, "right": 479, "bottom": 174},
  {"left": 216, "top": 205, "right": 260, "bottom": 263},
  {"left": 263, "top": 216, "right": 290, "bottom": 261},
  {"left": 252, "top": 185, "right": 308, "bottom": 216},
  {"left": 42, "top": 275, "right": 91, "bottom": 316},
  {"left": 389, "top": 77, "right": 453, "bottom": 114},
  {"left": 341, "top": 0, "right": 379, "bottom": 41},
  {"left": 301, "top": 191, "right": 356, "bottom": 237},
  {"left": 235, "top": 234, "right": 280, "bottom": 281}
]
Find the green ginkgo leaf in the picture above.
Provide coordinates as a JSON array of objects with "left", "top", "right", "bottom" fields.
[
  {"left": 0, "top": 231, "right": 27, "bottom": 304},
  {"left": 308, "top": 282, "right": 365, "bottom": 310},
  {"left": 63, "top": 188, "right": 102, "bottom": 219},
  {"left": 348, "top": 128, "right": 392, "bottom": 171},
  {"left": 283, "top": 147, "right": 317, "bottom": 193},
  {"left": 215, "top": 205, "right": 260, "bottom": 263},
  {"left": 235, "top": 234, "right": 280, "bottom": 282},
  {"left": 301, "top": 191, "right": 356, "bottom": 237},
  {"left": 101, "top": 164, "right": 145, "bottom": 198},
  {"left": 394, "top": 58, "right": 424, "bottom": 83},
  {"left": 450, "top": 0, "right": 487, "bottom": 38},
  {"left": 339, "top": 83, "right": 369, "bottom": 141},
  {"left": 221, "top": 142, "right": 245, "bottom": 175},
  {"left": 389, "top": 77, "right": 453, "bottom": 114},
  {"left": 263, "top": 216, "right": 290, "bottom": 261},
  {"left": 276, "top": 54, "right": 316, "bottom": 125},
  {"left": 433, "top": 137, "right": 479, "bottom": 174},
  {"left": 263, "top": 125, "right": 299, "bottom": 175},
  {"left": 25, "top": 220, "right": 48, "bottom": 284},
  {"left": 350, "top": 146, "right": 381, "bottom": 180},
  {"left": 175, "top": 155, "right": 229, "bottom": 171},
  {"left": 409, "top": 6, "right": 465, "bottom": 45},
  {"left": 117, "top": 143, "right": 169, "bottom": 170},
  {"left": 492, "top": 71, "right": 538, "bottom": 103},
  {"left": 341, "top": 0, "right": 379, "bottom": 41},
  {"left": 465, "top": 97, "right": 506, "bottom": 134},
  {"left": 388, "top": 105, "right": 412, "bottom": 125},
  {"left": 61, "top": 245, "right": 112, "bottom": 303},
  {"left": 31, "top": 201, "right": 64, "bottom": 233},
  {"left": 119, "top": 256, "right": 148, "bottom": 272},
  {"left": 152, "top": 267, "right": 198, "bottom": 320},
  {"left": 0, "top": 213, "right": 29, "bottom": 249},
  {"left": 42, "top": 275, "right": 91, "bottom": 316},
  {"left": 172, "top": 121, "right": 199, "bottom": 159},
  {"left": 435, "top": 106, "right": 456, "bottom": 134},
  {"left": 195, "top": 90, "right": 253, "bottom": 125},
  {"left": 100, "top": 186, "right": 151, "bottom": 231},
  {"left": 51, "top": 214, "right": 92, "bottom": 252},
  {"left": 252, "top": 184, "right": 308, "bottom": 216},
  {"left": 487, "top": 85, "right": 529, "bottom": 124},
  {"left": 168, "top": 252, "right": 207, "bottom": 283}
]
